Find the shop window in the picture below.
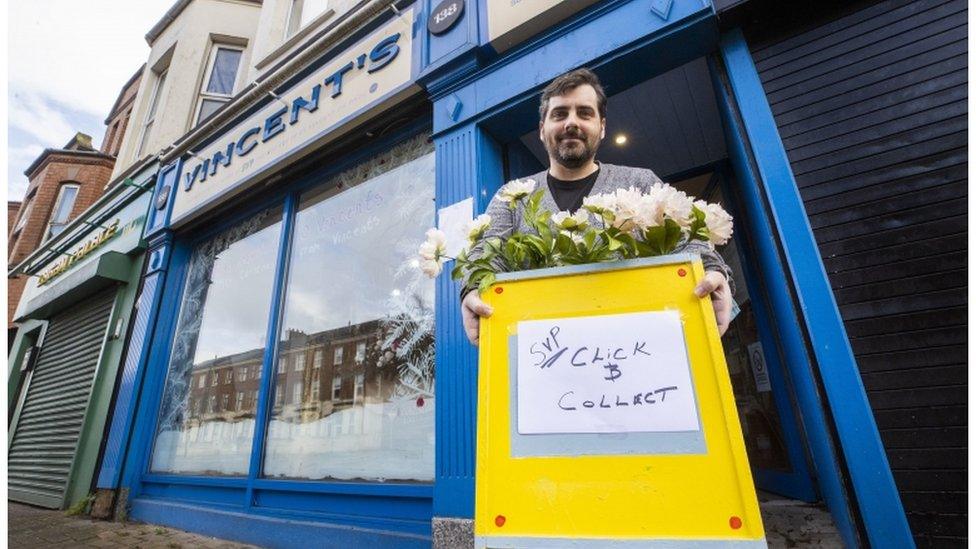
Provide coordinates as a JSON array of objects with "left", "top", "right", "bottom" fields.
[
  {"left": 262, "top": 141, "right": 435, "bottom": 482},
  {"left": 286, "top": 0, "right": 329, "bottom": 37},
  {"left": 136, "top": 68, "right": 167, "bottom": 158},
  {"left": 149, "top": 205, "right": 283, "bottom": 476},
  {"left": 195, "top": 45, "right": 244, "bottom": 126},
  {"left": 43, "top": 184, "right": 80, "bottom": 242},
  {"left": 294, "top": 354, "right": 305, "bottom": 372}
]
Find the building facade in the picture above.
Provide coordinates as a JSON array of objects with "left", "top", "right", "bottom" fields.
[
  {"left": 88, "top": 0, "right": 964, "bottom": 547},
  {"left": 8, "top": 133, "right": 116, "bottom": 330}
]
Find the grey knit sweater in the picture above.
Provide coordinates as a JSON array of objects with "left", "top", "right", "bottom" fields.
[{"left": 462, "top": 163, "right": 735, "bottom": 295}]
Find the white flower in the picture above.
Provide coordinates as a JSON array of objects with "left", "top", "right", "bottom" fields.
[
  {"left": 418, "top": 228, "right": 448, "bottom": 261},
  {"left": 582, "top": 193, "right": 616, "bottom": 215},
  {"left": 552, "top": 209, "right": 590, "bottom": 231},
  {"left": 560, "top": 229, "right": 586, "bottom": 244},
  {"left": 612, "top": 186, "right": 661, "bottom": 232},
  {"left": 695, "top": 200, "right": 734, "bottom": 245},
  {"left": 466, "top": 214, "right": 491, "bottom": 243},
  {"left": 498, "top": 178, "right": 536, "bottom": 203},
  {"left": 419, "top": 258, "right": 443, "bottom": 277},
  {"left": 660, "top": 185, "right": 694, "bottom": 228},
  {"left": 418, "top": 228, "right": 450, "bottom": 278}
]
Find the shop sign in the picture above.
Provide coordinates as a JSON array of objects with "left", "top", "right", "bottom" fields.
[
  {"left": 170, "top": 9, "right": 415, "bottom": 225},
  {"left": 486, "top": 0, "right": 601, "bottom": 52},
  {"left": 37, "top": 221, "right": 120, "bottom": 286},
  {"left": 15, "top": 194, "right": 150, "bottom": 321}
]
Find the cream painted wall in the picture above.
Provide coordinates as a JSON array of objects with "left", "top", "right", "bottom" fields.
[
  {"left": 112, "top": 0, "right": 262, "bottom": 179},
  {"left": 246, "top": 0, "right": 360, "bottom": 82}
]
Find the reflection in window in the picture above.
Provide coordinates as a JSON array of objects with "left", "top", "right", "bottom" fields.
[
  {"left": 263, "top": 138, "right": 436, "bottom": 481},
  {"left": 149, "top": 206, "right": 282, "bottom": 476}
]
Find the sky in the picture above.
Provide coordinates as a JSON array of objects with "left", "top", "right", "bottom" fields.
[{"left": 7, "top": 0, "right": 172, "bottom": 202}]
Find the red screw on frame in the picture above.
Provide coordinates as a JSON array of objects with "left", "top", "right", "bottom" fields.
[
  {"left": 495, "top": 515, "right": 506, "bottom": 527},
  {"left": 677, "top": 268, "right": 687, "bottom": 277},
  {"left": 494, "top": 287, "right": 504, "bottom": 294}
]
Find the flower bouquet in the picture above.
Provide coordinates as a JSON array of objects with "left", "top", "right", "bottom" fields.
[{"left": 417, "top": 178, "right": 733, "bottom": 289}]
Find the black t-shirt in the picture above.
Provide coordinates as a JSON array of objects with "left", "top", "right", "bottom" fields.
[{"left": 547, "top": 166, "right": 600, "bottom": 213}]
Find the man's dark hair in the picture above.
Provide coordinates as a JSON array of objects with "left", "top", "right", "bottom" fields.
[{"left": 538, "top": 68, "right": 608, "bottom": 121}]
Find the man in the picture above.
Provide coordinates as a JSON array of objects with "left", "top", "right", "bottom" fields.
[{"left": 461, "top": 68, "right": 734, "bottom": 345}]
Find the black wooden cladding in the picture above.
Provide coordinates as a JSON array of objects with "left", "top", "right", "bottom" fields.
[{"left": 745, "top": 0, "right": 967, "bottom": 546}]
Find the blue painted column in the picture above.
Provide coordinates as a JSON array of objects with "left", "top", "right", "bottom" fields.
[
  {"left": 717, "top": 29, "right": 913, "bottom": 548},
  {"left": 432, "top": 121, "right": 504, "bottom": 518}
]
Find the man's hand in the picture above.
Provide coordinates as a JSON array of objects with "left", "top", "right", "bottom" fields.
[
  {"left": 694, "top": 271, "right": 732, "bottom": 336},
  {"left": 461, "top": 291, "right": 493, "bottom": 346}
]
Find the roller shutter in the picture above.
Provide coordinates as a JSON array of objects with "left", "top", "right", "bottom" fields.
[{"left": 8, "top": 290, "right": 115, "bottom": 508}]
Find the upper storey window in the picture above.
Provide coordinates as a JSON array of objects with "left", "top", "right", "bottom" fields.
[
  {"left": 286, "top": 0, "right": 329, "bottom": 37},
  {"left": 195, "top": 45, "right": 244, "bottom": 125},
  {"left": 136, "top": 68, "right": 168, "bottom": 159},
  {"left": 43, "top": 184, "right": 80, "bottom": 242}
]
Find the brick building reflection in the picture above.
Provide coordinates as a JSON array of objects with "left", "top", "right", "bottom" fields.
[{"left": 184, "top": 320, "right": 396, "bottom": 428}]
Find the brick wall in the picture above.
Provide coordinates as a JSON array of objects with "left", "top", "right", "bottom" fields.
[{"left": 7, "top": 153, "right": 115, "bottom": 327}]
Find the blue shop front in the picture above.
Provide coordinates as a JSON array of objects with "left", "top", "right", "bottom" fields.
[{"left": 100, "top": 1, "right": 919, "bottom": 547}]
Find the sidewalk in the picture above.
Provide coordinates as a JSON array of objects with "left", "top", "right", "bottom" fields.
[
  {"left": 8, "top": 502, "right": 259, "bottom": 549},
  {"left": 10, "top": 494, "right": 842, "bottom": 548}
]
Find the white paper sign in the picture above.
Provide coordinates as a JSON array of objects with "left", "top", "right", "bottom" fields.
[
  {"left": 516, "top": 311, "right": 701, "bottom": 434},
  {"left": 437, "top": 197, "right": 473, "bottom": 258},
  {"left": 747, "top": 341, "right": 772, "bottom": 393}
]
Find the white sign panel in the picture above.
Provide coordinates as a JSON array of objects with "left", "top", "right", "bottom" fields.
[
  {"left": 516, "top": 311, "right": 700, "bottom": 434},
  {"left": 747, "top": 341, "right": 772, "bottom": 393},
  {"left": 437, "top": 197, "right": 473, "bottom": 258}
]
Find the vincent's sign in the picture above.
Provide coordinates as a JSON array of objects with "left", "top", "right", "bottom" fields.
[{"left": 169, "top": 10, "right": 416, "bottom": 225}]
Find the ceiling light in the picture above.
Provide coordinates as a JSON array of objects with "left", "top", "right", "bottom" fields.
[{"left": 614, "top": 134, "right": 628, "bottom": 145}]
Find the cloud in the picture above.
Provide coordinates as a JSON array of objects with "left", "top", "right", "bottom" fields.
[
  {"left": 8, "top": 93, "right": 76, "bottom": 147},
  {"left": 8, "top": 0, "right": 170, "bottom": 118}
]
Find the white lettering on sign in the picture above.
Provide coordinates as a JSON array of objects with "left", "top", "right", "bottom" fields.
[{"left": 516, "top": 310, "right": 700, "bottom": 434}]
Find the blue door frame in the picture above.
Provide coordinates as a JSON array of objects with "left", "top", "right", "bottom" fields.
[{"left": 713, "top": 30, "right": 913, "bottom": 548}]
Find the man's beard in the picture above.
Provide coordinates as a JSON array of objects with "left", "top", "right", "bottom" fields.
[{"left": 548, "top": 129, "right": 599, "bottom": 169}]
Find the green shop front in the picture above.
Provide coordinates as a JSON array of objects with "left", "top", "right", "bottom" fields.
[{"left": 7, "top": 166, "right": 154, "bottom": 511}]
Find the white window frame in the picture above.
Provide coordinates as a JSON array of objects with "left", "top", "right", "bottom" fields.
[
  {"left": 235, "top": 391, "right": 244, "bottom": 410},
  {"left": 285, "top": 0, "right": 330, "bottom": 38},
  {"left": 210, "top": 371, "right": 218, "bottom": 387},
  {"left": 198, "top": 375, "right": 206, "bottom": 389},
  {"left": 278, "top": 356, "right": 287, "bottom": 373},
  {"left": 43, "top": 184, "right": 79, "bottom": 242},
  {"left": 313, "top": 349, "right": 323, "bottom": 369},
  {"left": 136, "top": 68, "right": 168, "bottom": 158},
  {"left": 355, "top": 342, "right": 366, "bottom": 365},
  {"left": 294, "top": 354, "right": 305, "bottom": 372},
  {"left": 354, "top": 373, "right": 364, "bottom": 403},
  {"left": 333, "top": 346, "right": 343, "bottom": 366},
  {"left": 237, "top": 366, "right": 248, "bottom": 382},
  {"left": 13, "top": 198, "right": 33, "bottom": 233},
  {"left": 292, "top": 382, "right": 302, "bottom": 404},
  {"left": 331, "top": 375, "right": 342, "bottom": 400},
  {"left": 193, "top": 44, "right": 245, "bottom": 126}
]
